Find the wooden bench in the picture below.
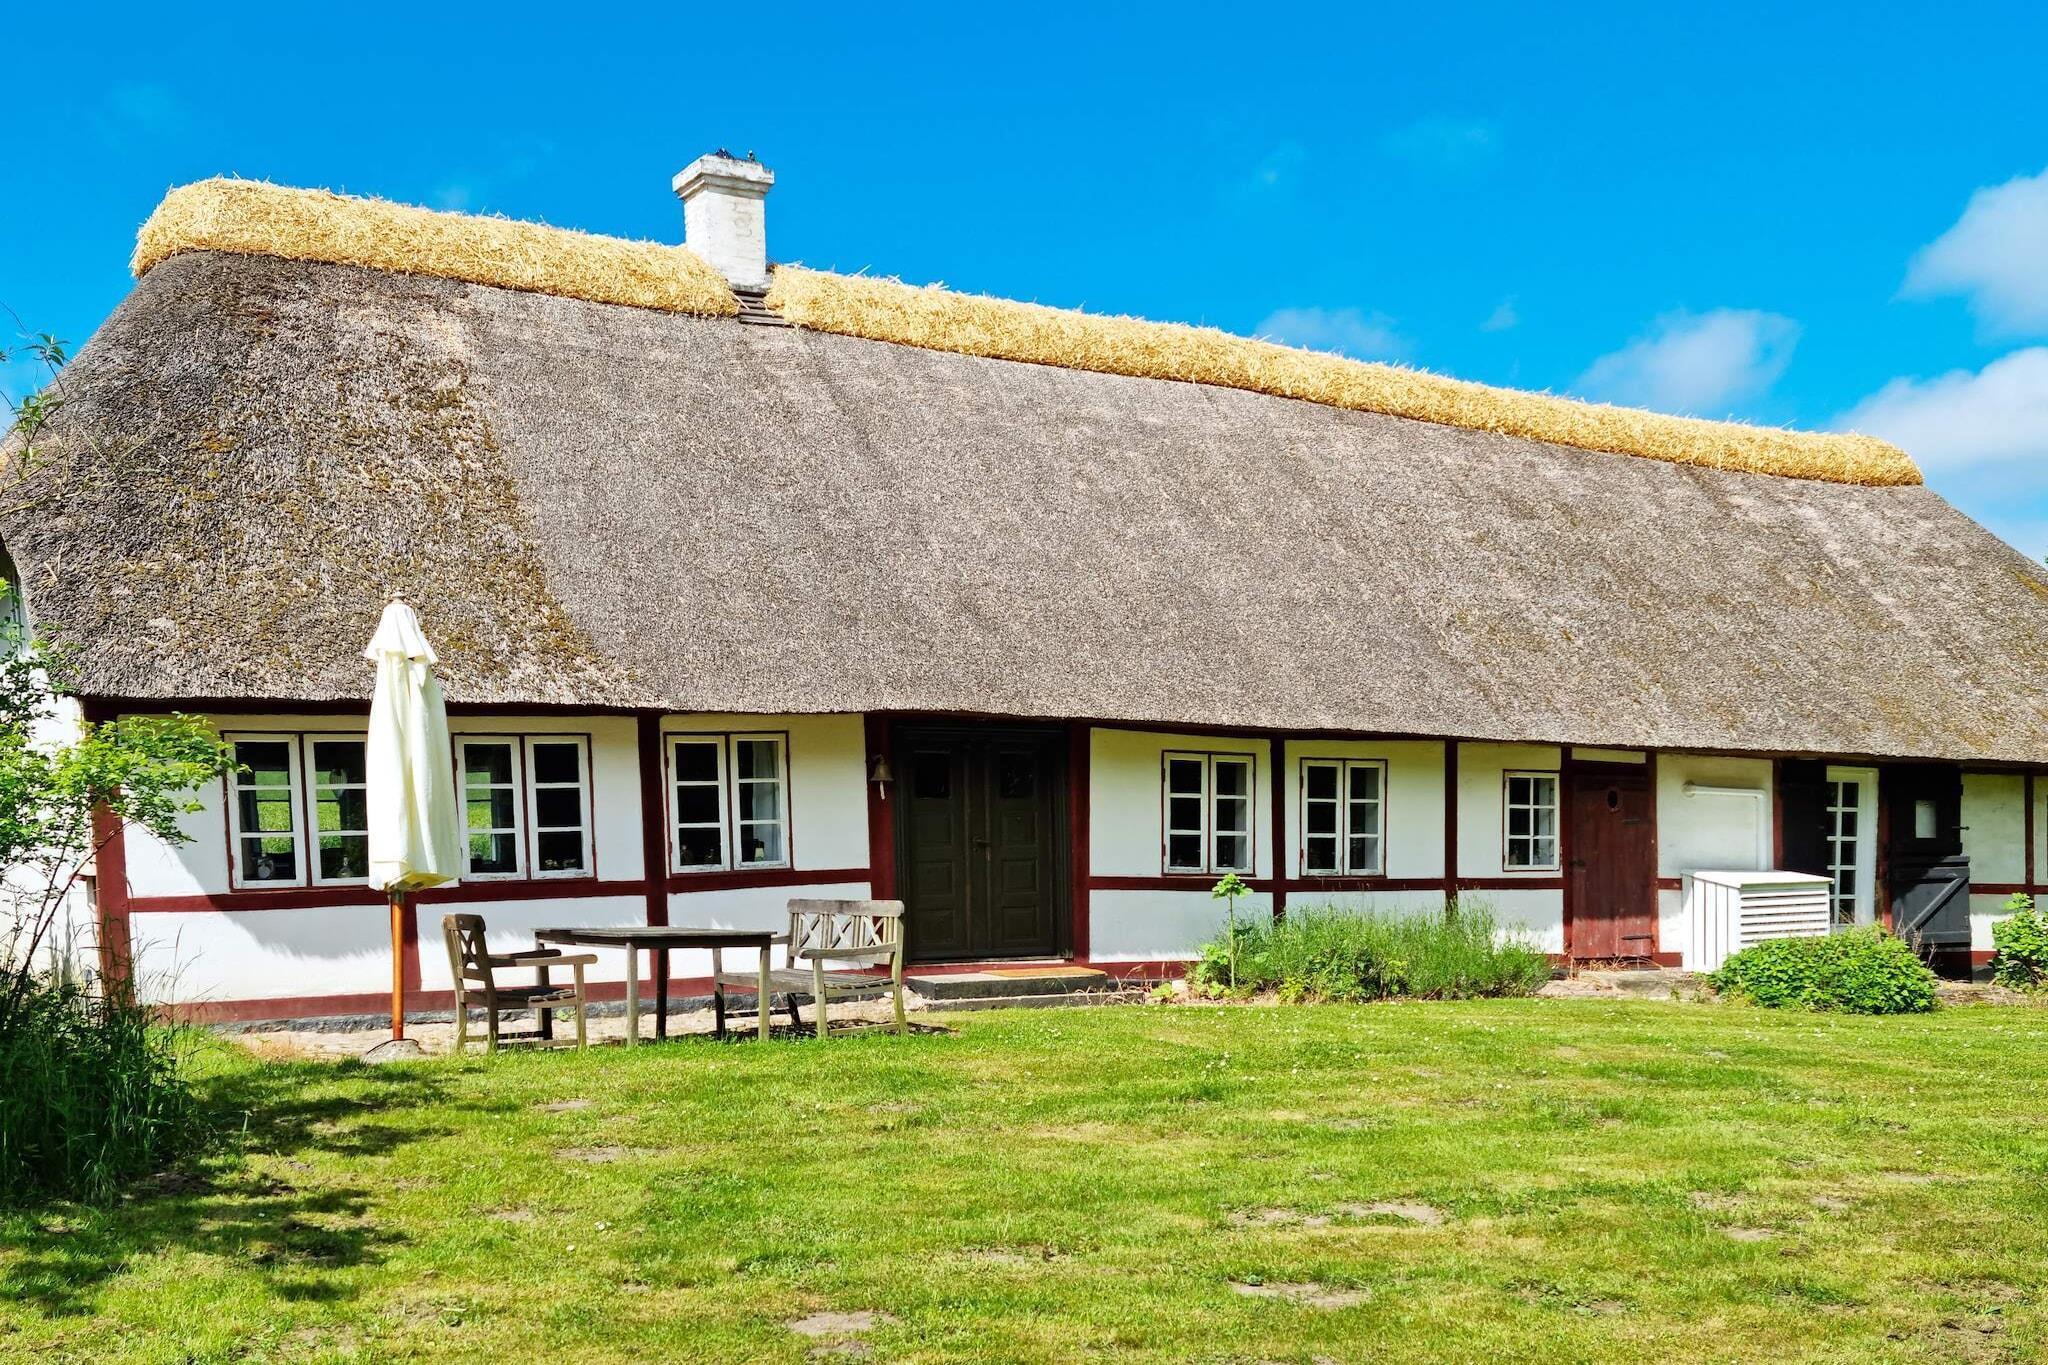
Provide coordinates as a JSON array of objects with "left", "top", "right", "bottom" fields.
[
  {"left": 442, "top": 913, "right": 598, "bottom": 1053},
  {"left": 713, "top": 898, "right": 908, "bottom": 1038}
]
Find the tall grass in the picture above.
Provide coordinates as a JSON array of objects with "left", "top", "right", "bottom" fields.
[
  {"left": 0, "top": 979, "right": 201, "bottom": 1206},
  {"left": 1192, "top": 902, "right": 1553, "bottom": 1002}
]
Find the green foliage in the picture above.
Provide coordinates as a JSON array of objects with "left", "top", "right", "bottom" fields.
[
  {"left": 1210, "top": 872, "right": 1252, "bottom": 989},
  {"left": 1991, "top": 893, "right": 2048, "bottom": 989},
  {"left": 0, "top": 979, "right": 201, "bottom": 1207},
  {"left": 1709, "top": 927, "right": 1938, "bottom": 1015},
  {"left": 1190, "top": 901, "right": 1553, "bottom": 1002}
]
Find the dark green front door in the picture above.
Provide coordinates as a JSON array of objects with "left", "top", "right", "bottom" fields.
[{"left": 894, "top": 725, "right": 1066, "bottom": 962}]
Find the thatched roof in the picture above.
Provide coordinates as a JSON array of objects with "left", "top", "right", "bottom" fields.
[{"left": 10, "top": 248, "right": 2048, "bottom": 763}]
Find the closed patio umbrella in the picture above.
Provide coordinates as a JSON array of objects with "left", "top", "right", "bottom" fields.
[{"left": 363, "top": 594, "right": 462, "bottom": 1058}]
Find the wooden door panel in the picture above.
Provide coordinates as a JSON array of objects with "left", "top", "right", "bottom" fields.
[
  {"left": 1567, "top": 768, "right": 1656, "bottom": 960},
  {"left": 903, "top": 742, "right": 972, "bottom": 960}
]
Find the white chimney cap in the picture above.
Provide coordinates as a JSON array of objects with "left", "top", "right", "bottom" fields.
[{"left": 673, "top": 152, "right": 775, "bottom": 291}]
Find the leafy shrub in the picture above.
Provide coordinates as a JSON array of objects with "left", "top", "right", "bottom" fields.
[
  {"left": 1190, "top": 902, "right": 1552, "bottom": 1002},
  {"left": 1709, "top": 927, "right": 1937, "bottom": 1015},
  {"left": 1992, "top": 893, "right": 2048, "bottom": 990},
  {"left": 0, "top": 979, "right": 201, "bottom": 1206}
]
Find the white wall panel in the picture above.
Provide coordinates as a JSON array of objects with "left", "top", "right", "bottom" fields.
[
  {"left": 1657, "top": 755, "right": 1774, "bottom": 877},
  {"left": 1283, "top": 739, "right": 1445, "bottom": 881},
  {"left": 130, "top": 905, "right": 391, "bottom": 1005},
  {"left": 1962, "top": 772, "right": 2026, "bottom": 886},
  {"left": 1089, "top": 729, "right": 1273, "bottom": 880},
  {"left": 1455, "top": 743, "right": 1561, "bottom": 880},
  {"left": 1089, "top": 888, "right": 1272, "bottom": 961}
]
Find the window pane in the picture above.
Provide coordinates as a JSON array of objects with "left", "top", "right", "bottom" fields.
[
  {"left": 1167, "top": 832, "right": 1203, "bottom": 869},
  {"left": 1167, "top": 758, "right": 1205, "bottom": 796},
  {"left": 1533, "top": 806, "right": 1555, "bottom": 838},
  {"left": 1306, "top": 801, "right": 1337, "bottom": 836},
  {"left": 239, "top": 789, "right": 295, "bottom": 835},
  {"left": 535, "top": 787, "right": 582, "bottom": 829},
  {"left": 1305, "top": 835, "right": 1338, "bottom": 874},
  {"left": 676, "top": 785, "right": 720, "bottom": 826},
  {"left": 1214, "top": 834, "right": 1250, "bottom": 871},
  {"left": 1348, "top": 835, "right": 1380, "bottom": 873},
  {"left": 1305, "top": 764, "right": 1338, "bottom": 800},
  {"left": 1213, "top": 761, "right": 1249, "bottom": 798},
  {"left": 1167, "top": 794, "right": 1203, "bottom": 832},
  {"left": 736, "top": 739, "right": 779, "bottom": 781},
  {"left": 530, "top": 742, "right": 581, "bottom": 786},
  {"left": 309, "top": 740, "right": 365, "bottom": 786},
  {"left": 316, "top": 788, "right": 368, "bottom": 833},
  {"left": 1346, "top": 765, "right": 1380, "bottom": 802},
  {"left": 676, "top": 828, "right": 724, "bottom": 867},
  {"left": 739, "top": 823, "right": 785, "bottom": 865},
  {"left": 1533, "top": 836, "right": 1557, "bottom": 867},
  {"left": 318, "top": 834, "right": 368, "bottom": 881},
  {"left": 463, "top": 742, "right": 515, "bottom": 785},
  {"left": 236, "top": 741, "right": 292, "bottom": 787},
  {"left": 535, "top": 830, "right": 585, "bottom": 873},
  {"left": 673, "top": 741, "right": 719, "bottom": 784},
  {"left": 468, "top": 832, "right": 517, "bottom": 874},
  {"left": 1507, "top": 775, "right": 1530, "bottom": 807},
  {"left": 1507, "top": 805, "right": 1530, "bottom": 838},
  {"left": 240, "top": 837, "right": 296, "bottom": 882},
  {"left": 467, "top": 790, "right": 516, "bottom": 831},
  {"left": 1214, "top": 798, "right": 1248, "bottom": 834},
  {"left": 737, "top": 781, "right": 780, "bottom": 823}
]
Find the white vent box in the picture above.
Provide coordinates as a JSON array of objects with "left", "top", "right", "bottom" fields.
[{"left": 1682, "top": 870, "right": 1832, "bottom": 972}]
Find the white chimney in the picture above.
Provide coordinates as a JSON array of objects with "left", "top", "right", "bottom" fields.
[{"left": 673, "top": 152, "right": 775, "bottom": 291}]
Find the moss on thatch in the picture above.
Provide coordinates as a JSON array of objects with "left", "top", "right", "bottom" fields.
[
  {"left": 766, "top": 267, "right": 1920, "bottom": 488},
  {"left": 134, "top": 179, "right": 738, "bottom": 318}
]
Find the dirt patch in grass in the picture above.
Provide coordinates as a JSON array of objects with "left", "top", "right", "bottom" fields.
[
  {"left": 1689, "top": 1192, "right": 1745, "bottom": 1212},
  {"left": 788, "top": 1310, "right": 897, "bottom": 1338},
  {"left": 1230, "top": 1281, "right": 1371, "bottom": 1309},
  {"left": 1722, "top": 1227, "right": 1776, "bottom": 1243},
  {"left": 489, "top": 1208, "right": 538, "bottom": 1223},
  {"left": 557, "top": 1146, "right": 641, "bottom": 1164},
  {"left": 1335, "top": 1200, "right": 1446, "bottom": 1226},
  {"left": 539, "top": 1099, "right": 592, "bottom": 1113}
]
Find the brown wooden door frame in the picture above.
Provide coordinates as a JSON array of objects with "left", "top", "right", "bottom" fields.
[
  {"left": 891, "top": 721, "right": 1070, "bottom": 962},
  {"left": 1563, "top": 760, "right": 1658, "bottom": 961}
]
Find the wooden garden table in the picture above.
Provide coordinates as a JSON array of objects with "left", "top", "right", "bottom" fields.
[{"left": 533, "top": 926, "right": 779, "bottom": 1044}]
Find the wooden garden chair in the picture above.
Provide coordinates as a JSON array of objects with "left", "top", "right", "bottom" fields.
[
  {"left": 442, "top": 913, "right": 598, "bottom": 1053},
  {"left": 713, "top": 898, "right": 908, "bottom": 1038}
]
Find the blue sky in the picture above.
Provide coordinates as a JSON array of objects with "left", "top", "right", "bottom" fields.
[{"left": 5, "top": 2, "right": 2045, "bottom": 554}]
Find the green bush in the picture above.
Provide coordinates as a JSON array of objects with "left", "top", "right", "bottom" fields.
[
  {"left": 1191, "top": 902, "right": 1552, "bottom": 1002},
  {"left": 1709, "top": 927, "right": 1937, "bottom": 1015},
  {"left": 1992, "top": 893, "right": 2048, "bottom": 990},
  {"left": 0, "top": 979, "right": 201, "bottom": 1206}
]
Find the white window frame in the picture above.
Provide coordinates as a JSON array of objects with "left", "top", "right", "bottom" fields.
[
  {"left": 226, "top": 732, "right": 308, "bottom": 889},
  {"left": 523, "top": 735, "right": 593, "bottom": 879},
  {"left": 730, "top": 733, "right": 791, "bottom": 870},
  {"left": 1162, "top": 751, "right": 1255, "bottom": 876},
  {"left": 1824, "top": 765, "right": 1878, "bottom": 927},
  {"left": 456, "top": 737, "right": 526, "bottom": 881},
  {"left": 1300, "top": 758, "right": 1387, "bottom": 876},
  {"left": 670, "top": 735, "right": 732, "bottom": 873},
  {"left": 1502, "top": 771, "right": 1561, "bottom": 872},
  {"left": 303, "top": 732, "right": 370, "bottom": 887}
]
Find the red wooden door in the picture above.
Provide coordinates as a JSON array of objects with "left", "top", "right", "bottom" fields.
[{"left": 1566, "top": 768, "right": 1656, "bottom": 960}]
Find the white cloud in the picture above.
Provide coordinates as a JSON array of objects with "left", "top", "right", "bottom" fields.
[
  {"left": 1903, "top": 166, "right": 2048, "bottom": 336},
  {"left": 1480, "top": 298, "right": 1519, "bottom": 332},
  {"left": 1383, "top": 118, "right": 1498, "bottom": 171},
  {"left": 1835, "top": 347, "right": 2048, "bottom": 474},
  {"left": 1255, "top": 307, "right": 1410, "bottom": 361},
  {"left": 1575, "top": 309, "right": 1800, "bottom": 413}
]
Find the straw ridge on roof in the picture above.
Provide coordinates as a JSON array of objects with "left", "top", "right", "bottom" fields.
[
  {"left": 765, "top": 267, "right": 1920, "bottom": 488},
  {"left": 133, "top": 178, "right": 738, "bottom": 318}
]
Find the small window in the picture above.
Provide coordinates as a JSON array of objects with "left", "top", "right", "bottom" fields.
[
  {"left": 228, "top": 736, "right": 304, "bottom": 886},
  {"left": 672, "top": 737, "right": 727, "bottom": 870},
  {"left": 733, "top": 735, "right": 788, "bottom": 867},
  {"left": 1827, "top": 779, "right": 1861, "bottom": 927},
  {"left": 306, "top": 736, "right": 369, "bottom": 884},
  {"left": 459, "top": 739, "right": 523, "bottom": 878},
  {"left": 1301, "top": 758, "right": 1385, "bottom": 875},
  {"left": 1914, "top": 798, "right": 1938, "bottom": 840},
  {"left": 1503, "top": 772, "right": 1559, "bottom": 871},
  {"left": 525, "top": 737, "right": 592, "bottom": 877},
  {"left": 1162, "top": 751, "right": 1255, "bottom": 875}
]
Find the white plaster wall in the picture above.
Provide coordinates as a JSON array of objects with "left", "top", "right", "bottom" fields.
[
  {"left": 1962, "top": 772, "right": 2026, "bottom": 885},
  {"left": 662, "top": 714, "right": 867, "bottom": 871},
  {"left": 1089, "top": 888, "right": 1274, "bottom": 962},
  {"left": 1455, "top": 743, "right": 1561, "bottom": 879},
  {"left": 659, "top": 880, "right": 871, "bottom": 979},
  {"left": 1467, "top": 887, "right": 1564, "bottom": 953},
  {"left": 1968, "top": 892, "right": 2019, "bottom": 953},
  {"left": 1283, "top": 739, "right": 1445, "bottom": 881},
  {"left": 131, "top": 904, "right": 392, "bottom": 1005},
  {"left": 1089, "top": 729, "right": 1273, "bottom": 880},
  {"left": 1657, "top": 754, "right": 1774, "bottom": 877},
  {"left": 1297, "top": 888, "right": 1448, "bottom": 915}
]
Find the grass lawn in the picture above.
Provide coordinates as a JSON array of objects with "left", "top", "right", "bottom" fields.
[{"left": 4, "top": 1000, "right": 2047, "bottom": 1363}]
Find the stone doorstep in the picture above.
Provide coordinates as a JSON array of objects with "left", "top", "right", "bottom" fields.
[{"left": 903, "top": 968, "right": 1113, "bottom": 1001}]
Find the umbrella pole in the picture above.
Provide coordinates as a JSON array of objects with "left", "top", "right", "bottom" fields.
[{"left": 390, "top": 890, "right": 407, "bottom": 1041}]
